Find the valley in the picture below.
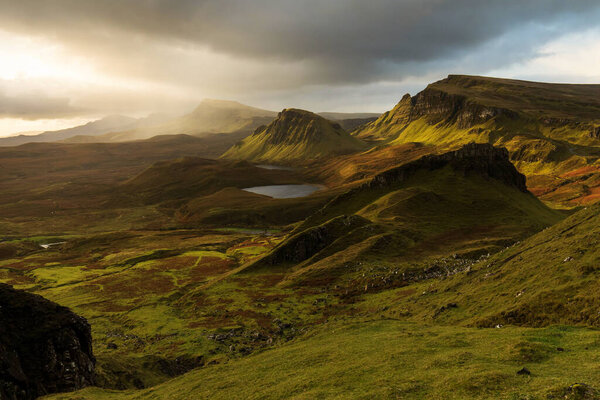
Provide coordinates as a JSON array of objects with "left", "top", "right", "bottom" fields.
[{"left": 2, "top": 75, "right": 600, "bottom": 399}]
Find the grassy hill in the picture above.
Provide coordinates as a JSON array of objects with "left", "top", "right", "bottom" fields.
[
  {"left": 242, "top": 144, "right": 562, "bottom": 287},
  {"left": 355, "top": 75, "right": 600, "bottom": 207},
  {"left": 119, "top": 158, "right": 305, "bottom": 204},
  {"left": 222, "top": 108, "right": 367, "bottom": 163}
]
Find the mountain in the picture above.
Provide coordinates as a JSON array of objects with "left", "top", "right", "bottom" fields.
[
  {"left": 0, "top": 115, "right": 140, "bottom": 147},
  {"left": 0, "top": 283, "right": 95, "bottom": 399},
  {"left": 73, "top": 100, "right": 278, "bottom": 143},
  {"left": 244, "top": 143, "right": 562, "bottom": 284},
  {"left": 221, "top": 108, "right": 367, "bottom": 163},
  {"left": 356, "top": 75, "right": 600, "bottom": 142},
  {"left": 355, "top": 75, "right": 600, "bottom": 207}
]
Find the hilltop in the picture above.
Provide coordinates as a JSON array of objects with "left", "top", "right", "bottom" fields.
[{"left": 222, "top": 108, "right": 366, "bottom": 163}]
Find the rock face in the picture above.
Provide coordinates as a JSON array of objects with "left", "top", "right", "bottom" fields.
[
  {"left": 221, "top": 108, "right": 365, "bottom": 162},
  {"left": 406, "top": 87, "right": 518, "bottom": 129},
  {"left": 369, "top": 143, "right": 528, "bottom": 192},
  {"left": 0, "top": 283, "right": 95, "bottom": 400},
  {"left": 252, "top": 215, "right": 370, "bottom": 267}
]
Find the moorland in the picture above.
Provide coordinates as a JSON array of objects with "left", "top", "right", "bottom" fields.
[{"left": 2, "top": 75, "right": 600, "bottom": 399}]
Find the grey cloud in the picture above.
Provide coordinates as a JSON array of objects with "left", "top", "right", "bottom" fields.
[
  {"left": 0, "top": 0, "right": 599, "bottom": 118},
  {"left": 0, "top": 91, "right": 84, "bottom": 120},
  {"left": 1, "top": 0, "right": 599, "bottom": 86}
]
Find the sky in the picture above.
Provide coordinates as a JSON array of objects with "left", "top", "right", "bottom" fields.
[{"left": 1, "top": 0, "right": 600, "bottom": 137}]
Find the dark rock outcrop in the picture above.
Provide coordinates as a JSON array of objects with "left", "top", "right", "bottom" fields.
[
  {"left": 249, "top": 215, "right": 370, "bottom": 268},
  {"left": 590, "top": 126, "right": 600, "bottom": 139},
  {"left": 369, "top": 143, "right": 527, "bottom": 192},
  {"left": 0, "top": 283, "right": 95, "bottom": 399}
]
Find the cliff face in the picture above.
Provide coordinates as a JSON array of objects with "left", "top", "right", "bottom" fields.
[
  {"left": 358, "top": 86, "right": 517, "bottom": 140},
  {"left": 0, "top": 283, "right": 95, "bottom": 400},
  {"left": 408, "top": 88, "right": 519, "bottom": 129},
  {"left": 369, "top": 143, "right": 527, "bottom": 192}
]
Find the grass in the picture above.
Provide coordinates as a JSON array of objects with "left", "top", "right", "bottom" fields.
[{"left": 45, "top": 320, "right": 600, "bottom": 400}]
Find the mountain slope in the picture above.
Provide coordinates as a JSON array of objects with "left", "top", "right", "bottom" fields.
[
  {"left": 0, "top": 115, "right": 139, "bottom": 147},
  {"left": 243, "top": 144, "right": 562, "bottom": 284},
  {"left": 382, "top": 199, "right": 600, "bottom": 329},
  {"left": 355, "top": 75, "right": 600, "bottom": 207},
  {"left": 221, "top": 108, "right": 367, "bottom": 163},
  {"left": 77, "top": 100, "right": 278, "bottom": 143}
]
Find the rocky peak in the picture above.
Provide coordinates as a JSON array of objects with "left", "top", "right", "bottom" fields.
[
  {"left": 370, "top": 143, "right": 527, "bottom": 192},
  {"left": 0, "top": 283, "right": 95, "bottom": 399},
  {"left": 254, "top": 108, "right": 346, "bottom": 145}
]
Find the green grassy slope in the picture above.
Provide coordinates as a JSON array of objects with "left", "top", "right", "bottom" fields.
[
  {"left": 46, "top": 320, "right": 600, "bottom": 400},
  {"left": 222, "top": 108, "right": 367, "bottom": 163},
  {"left": 363, "top": 200, "right": 600, "bottom": 329}
]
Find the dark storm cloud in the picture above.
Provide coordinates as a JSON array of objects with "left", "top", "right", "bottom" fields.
[{"left": 0, "top": 0, "right": 599, "bottom": 88}]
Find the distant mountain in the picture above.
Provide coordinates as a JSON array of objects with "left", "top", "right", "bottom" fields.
[
  {"left": 354, "top": 75, "right": 600, "bottom": 207},
  {"left": 0, "top": 115, "right": 140, "bottom": 147},
  {"left": 318, "top": 112, "right": 381, "bottom": 120},
  {"left": 74, "top": 100, "right": 278, "bottom": 143},
  {"left": 221, "top": 108, "right": 367, "bottom": 163},
  {"left": 316, "top": 112, "right": 380, "bottom": 133}
]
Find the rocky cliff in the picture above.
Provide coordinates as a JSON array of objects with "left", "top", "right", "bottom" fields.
[
  {"left": 369, "top": 143, "right": 528, "bottom": 192},
  {"left": 0, "top": 283, "right": 95, "bottom": 399}
]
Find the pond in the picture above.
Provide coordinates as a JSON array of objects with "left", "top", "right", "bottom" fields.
[{"left": 242, "top": 184, "right": 324, "bottom": 199}]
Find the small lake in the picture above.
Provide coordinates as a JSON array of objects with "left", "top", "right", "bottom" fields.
[
  {"left": 40, "top": 241, "right": 66, "bottom": 249},
  {"left": 242, "top": 184, "right": 324, "bottom": 199},
  {"left": 255, "top": 164, "right": 295, "bottom": 171}
]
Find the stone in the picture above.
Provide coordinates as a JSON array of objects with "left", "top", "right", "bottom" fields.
[{"left": 0, "top": 283, "right": 95, "bottom": 400}]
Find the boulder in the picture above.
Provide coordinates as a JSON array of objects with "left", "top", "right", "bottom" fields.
[{"left": 0, "top": 283, "right": 95, "bottom": 399}]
